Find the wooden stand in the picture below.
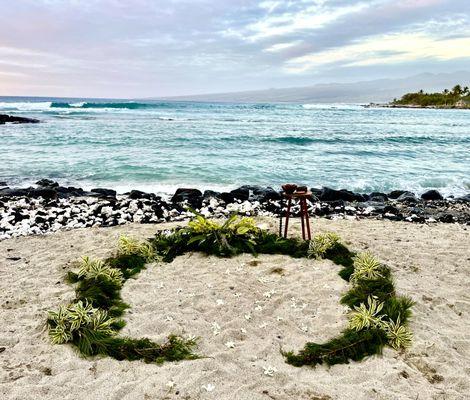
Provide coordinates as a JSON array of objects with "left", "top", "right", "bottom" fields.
[{"left": 280, "top": 191, "right": 312, "bottom": 240}]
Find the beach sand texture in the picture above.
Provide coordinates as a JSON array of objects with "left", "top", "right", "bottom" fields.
[{"left": 1, "top": 218, "right": 469, "bottom": 400}]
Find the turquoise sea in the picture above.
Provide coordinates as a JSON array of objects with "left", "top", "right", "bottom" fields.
[{"left": 1, "top": 97, "right": 469, "bottom": 196}]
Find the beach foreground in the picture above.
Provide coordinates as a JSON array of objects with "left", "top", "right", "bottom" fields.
[{"left": 1, "top": 218, "right": 469, "bottom": 400}]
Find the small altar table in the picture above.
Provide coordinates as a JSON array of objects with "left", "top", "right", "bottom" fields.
[{"left": 279, "top": 191, "right": 312, "bottom": 240}]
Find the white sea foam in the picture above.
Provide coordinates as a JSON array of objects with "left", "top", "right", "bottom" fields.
[
  {"left": 69, "top": 102, "right": 86, "bottom": 108},
  {"left": 0, "top": 101, "right": 52, "bottom": 111},
  {"left": 302, "top": 103, "right": 363, "bottom": 110}
]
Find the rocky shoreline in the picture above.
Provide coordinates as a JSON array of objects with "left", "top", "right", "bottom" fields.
[
  {"left": 364, "top": 103, "right": 470, "bottom": 110},
  {"left": 1, "top": 179, "right": 469, "bottom": 240},
  {"left": 0, "top": 114, "right": 40, "bottom": 124}
]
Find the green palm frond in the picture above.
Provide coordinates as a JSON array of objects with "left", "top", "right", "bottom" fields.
[
  {"left": 307, "top": 232, "right": 341, "bottom": 259},
  {"left": 118, "top": 236, "right": 156, "bottom": 261},
  {"left": 383, "top": 317, "right": 413, "bottom": 349},
  {"left": 77, "top": 256, "right": 123, "bottom": 286},
  {"left": 350, "top": 251, "right": 383, "bottom": 282},
  {"left": 348, "top": 296, "right": 385, "bottom": 331}
]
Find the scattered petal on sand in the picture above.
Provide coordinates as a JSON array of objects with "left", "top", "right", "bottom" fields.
[
  {"left": 212, "top": 322, "right": 221, "bottom": 335},
  {"left": 202, "top": 383, "right": 215, "bottom": 392},
  {"left": 263, "top": 289, "right": 276, "bottom": 298},
  {"left": 225, "top": 341, "right": 235, "bottom": 348},
  {"left": 263, "top": 366, "right": 278, "bottom": 377}
]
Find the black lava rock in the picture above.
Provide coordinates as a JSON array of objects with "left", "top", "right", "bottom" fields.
[
  {"left": 219, "top": 192, "right": 236, "bottom": 204},
  {"left": 369, "top": 192, "right": 388, "bottom": 202},
  {"left": 457, "top": 194, "right": 470, "bottom": 202},
  {"left": 91, "top": 188, "right": 117, "bottom": 198},
  {"left": 388, "top": 190, "right": 407, "bottom": 199},
  {"left": 437, "top": 213, "right": 454, "bottom": 223},
  {"left": 56, "top": 186, "right": 85, "bottom": 197},
  {"left": 319, "top": 187, "right": 365, "bottom": 202},
  {"left": 203, "top": 190, "right": 221, "bottom": 200},
  {"left": 128, "top": 190, "right": 153, "bottom": 200},
  {"left": 397, "top": 192, "right": 418, "bottom": 203},
  {"left": 0, "top": 114, "right": 40, "bottom": 124},
  {"left": 310, "top": 188, "right": 322, "bottom": 200},
  {"left": 36, "top": 179, "right": 59, "bottom": 188},
  {"left": 31, "top": 187, "right": 57, "bottom": 200},
  {"left": 384, "top": 204, "right": 400, "bottom": 214},
  {"left": 171, "top": 188, "right": 203, "bottom": 208},
  {"left": 421, "top": 190, "right": 443, "bottom": 201},
  {"left": 0, "top": 188, "right": 30, "bottom": 197},
  {"left": 230, "top": 187, "right": 250, "bottom": 201},
  {"left": 255, "top": 187, "right": 281, "bottom": 202}
]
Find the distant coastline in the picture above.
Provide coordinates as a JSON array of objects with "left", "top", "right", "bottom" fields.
[
  {"left": 366, "top": 84, "right": 470, "bottom": 109},
  {"left": 364, "top": 103, "right": 470, "bottom": 109}
]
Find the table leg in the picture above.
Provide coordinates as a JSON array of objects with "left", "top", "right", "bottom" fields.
[
  {"left": 283, "top": 198, "right": 292, "bottom": 238},
  {"left": 304, "top": 199, "right": 311, "bottom": 240},
  {"left": 300, "top": 199, "right": 306, "bottom": 240}
]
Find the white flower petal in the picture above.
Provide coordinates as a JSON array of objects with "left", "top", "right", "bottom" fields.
[{"left": 202, "top": 383, "right": 215, "bottom": 392}]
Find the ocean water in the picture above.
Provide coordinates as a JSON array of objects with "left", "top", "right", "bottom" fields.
[{"left": 1, "top": 97, "right": 469, "bottom": 197}]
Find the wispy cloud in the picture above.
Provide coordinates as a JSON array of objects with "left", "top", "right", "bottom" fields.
[
  {"left": 0, "top": 0, "right": 468, "bottom": 97},
  {"left": 286, "top": 31, "right": 470, "bottom": 72}
]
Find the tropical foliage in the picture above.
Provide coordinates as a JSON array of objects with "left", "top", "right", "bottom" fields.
[
  {"left": 284, "top": 232, "right": 414, "bottom": 367},
  {"left": 307, "top": 232, "right": 341, "bottom": 259},
  {"left": 48, "top": 236, "right": 198, "bottom": 363},
  {"left": 49, "top": 214, "right": 413, "bottom": 367},
  {"left": 392, "top": 84, "right": 470, "bottom": 107}
]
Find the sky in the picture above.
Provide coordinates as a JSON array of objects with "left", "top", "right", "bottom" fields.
[{"left": 0, "top": 0, "right": 469, "bottom": 98}]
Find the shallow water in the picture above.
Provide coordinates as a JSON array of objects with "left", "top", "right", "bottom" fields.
[{"left": 1, "top": 97, "right": 469, "bottom": 196}]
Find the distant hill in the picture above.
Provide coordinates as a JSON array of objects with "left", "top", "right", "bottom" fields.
[{"left": 149, "top": 71, "right": 470, "bottom": 104}]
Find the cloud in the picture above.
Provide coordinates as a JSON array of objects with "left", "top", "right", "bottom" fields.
[
  {"left": 0, "top": 0, "right": 469, "bottom": 97},
  {"left": 285, "top": 31, "right": 470, "bottom": 72}
]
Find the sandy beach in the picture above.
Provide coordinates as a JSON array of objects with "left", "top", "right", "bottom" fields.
[{"left": 1, "top": 217, "right": 469, "bottom": 400}]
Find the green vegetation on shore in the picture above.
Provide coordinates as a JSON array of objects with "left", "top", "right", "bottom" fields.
[
  {"left": 392, "top": 84, "right": 470, "bottom": 108},
  {"left": 48, "top": 215, "right": 413, "bottom": 367}
]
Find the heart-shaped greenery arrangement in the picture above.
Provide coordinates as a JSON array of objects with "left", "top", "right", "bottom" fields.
[{"left": 47, "top": 215, "right": 413, "bottom": 367}]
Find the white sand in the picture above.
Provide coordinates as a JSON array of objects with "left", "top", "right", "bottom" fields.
[{"left": 0, "top": 218, "right": 469, "bottom": 400}]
